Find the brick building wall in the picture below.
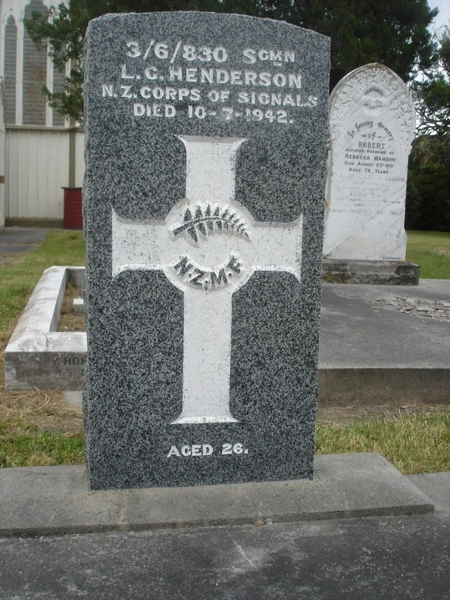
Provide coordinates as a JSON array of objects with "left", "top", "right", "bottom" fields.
[
  {"left": 3, "top": 14, "right": 17, "bottom": 124},
  {"left": 1, "top": 0, "right": 68, "bottom": 127},
  {"left": 22, "top": 0, "right": 48, "bottom": 125}
]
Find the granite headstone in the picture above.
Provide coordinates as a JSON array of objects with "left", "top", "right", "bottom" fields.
[
  {"left": 84, "top": 12, "right": 330, "bottom": 489},
  {"left": 323, "top": 63, "right": 415, "bottom": 261}
]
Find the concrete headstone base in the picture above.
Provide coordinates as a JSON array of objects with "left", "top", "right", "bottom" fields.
[
  {"left": 322, "top": 259, "right": 420, "bottom": 285},
  {"left": 0, "top": 453, "right": 434, "bottom": 536}
]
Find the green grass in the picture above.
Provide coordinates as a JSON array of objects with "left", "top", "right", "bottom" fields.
[
  {"left": 316, "top": 413, "right": 450, "bottom": 475},
  {"left": 0, "top": 428, "right": 85, "bottom": 468},
  {"left": 406, "top": 230, "right": 450, "bottom": 279},
  {"left": 0, "top": 230, "right": 85, "bottom": 334},
  {"left": 0, "top": 230, "right": 86, "bottom": 467},
  {"left": 2, "top": 412, "right": 449, "bottom": 473}
]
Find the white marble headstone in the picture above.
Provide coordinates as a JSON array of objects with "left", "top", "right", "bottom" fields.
[{"left": 323, "top": 64, "right": 415, "bottom": 261}]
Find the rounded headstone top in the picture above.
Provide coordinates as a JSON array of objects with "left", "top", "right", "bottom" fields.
[{"left": 329, "top": 63, "right": 415, "bottom": 147}]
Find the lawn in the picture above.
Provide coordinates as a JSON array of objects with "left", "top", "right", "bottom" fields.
[
  {"left": 0, "top": 228, "right": 449, "bottom": 473},
  {"left": 0, "top": 230, "right": 84, "bottom": 335},
  {"left": 317, "top": 408, "right": 450, "bottom": 475},
  {"left": 406, "top": 230, "right": 450, "bottom": 279}
]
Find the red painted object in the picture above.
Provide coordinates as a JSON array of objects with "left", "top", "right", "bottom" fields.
[{"left": 63, "top": 187, "right": 83, "bottom": 229}]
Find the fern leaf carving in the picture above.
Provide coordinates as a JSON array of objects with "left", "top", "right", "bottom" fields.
[
  {"left": 187, "top": 226, "right": 198, "bottom": 243},
  {"left": 173, "top": 203, "right": 250, "bottom": 241}
]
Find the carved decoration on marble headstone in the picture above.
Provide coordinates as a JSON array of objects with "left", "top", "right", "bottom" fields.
[{"left": 323, "top": 63, "right": 415, "bottom": 261}]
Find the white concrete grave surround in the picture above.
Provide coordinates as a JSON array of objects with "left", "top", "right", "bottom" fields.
[
  {"left": 113, "top": 135, "right": 303, "bottom": 424},
  {"left": 5, "top": 267, "right": 450, "bottom": 408},
  {"left": 4, "top": 266, "right": 86, "bottom": 391},
  {"left": 323, "top": 64, "right": 415, "bottom": 261}
]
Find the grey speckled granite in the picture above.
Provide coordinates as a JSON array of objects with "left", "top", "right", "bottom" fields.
[{"left": 84, "top": 12, "right": 330, "bottom": 489}]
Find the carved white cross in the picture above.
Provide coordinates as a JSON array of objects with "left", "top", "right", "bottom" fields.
[{"left": 112, "top": 136, "right": 303, "bottom": 424}]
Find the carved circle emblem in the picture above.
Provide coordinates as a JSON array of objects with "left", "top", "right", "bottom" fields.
[
  {"left": 165, "top": 199, "right": 252, "bottom": 293},
  {"left": 360, "top": 84, "right": 389, "bottom": 117}
]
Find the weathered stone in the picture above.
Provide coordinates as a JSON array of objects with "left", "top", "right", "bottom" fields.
[
  {"left": 322, "top": 259, "right": 420, "bottom": 285},
  {"left": 4, "top": 267, "right": 86, "bottom": 391},
  {"left": 72, "top": 298, "right": 84, "bottom": 315},
  {"left": 375, "top": 295, "right": 450, "bottom": 322},
  {"left": 323, "top": 63, "right": 415, "bottom": 261}
]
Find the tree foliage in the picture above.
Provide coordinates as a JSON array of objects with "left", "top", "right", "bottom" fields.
[
  {"left": 220, "top": 0, "right": 438, "bottom": 88},
  {"left": 407, "top": 29, "right": 450, "bottom": 232},
  {"left": 25, "top": 0, "right": 438, "bottom": 122},
  {"left": 407, "top": 139, "right": 450, "bottom": 231},
  {"left": 413, "top": 28, "right": 450, "bottom": 138},
  {"left": 24, "top": 0, "right": 218, "bottom": 122},
  {"left": 406, "top": 131, "right": 450, "bottom": 231}
]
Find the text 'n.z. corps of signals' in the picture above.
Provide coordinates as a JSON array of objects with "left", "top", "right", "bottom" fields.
[{"left": 101, "top": 39, "right": 319, "bottom": 123}]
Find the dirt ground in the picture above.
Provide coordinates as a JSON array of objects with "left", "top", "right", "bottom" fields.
[
  {"left": 0, "top": 283, "right": 85, "bottom": 434},
  {"left": 58, "top": 283, "right": 85, "bottom": 332},
  {"left": 1, "top": 283, "right": 449, "bottom": 432},
  {"left": 0, "top": 329, "right": 82, "bottom": 434}
]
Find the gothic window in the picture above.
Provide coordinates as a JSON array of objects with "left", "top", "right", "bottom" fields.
[
  {"left": 22, "top": 0, "right": 48, "bottom": 125},
  {"left": 4, "top": 15, "right": 17, "bottom": 124},
  {"left": 52, "top": 62, "right": 65, "bottom": 126}
]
